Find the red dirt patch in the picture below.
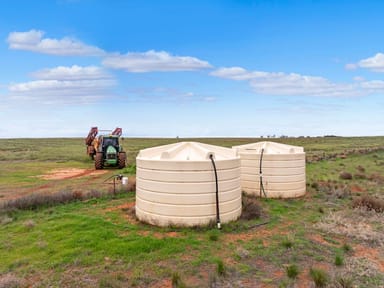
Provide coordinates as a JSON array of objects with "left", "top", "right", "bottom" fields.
[
  {"left": 37, "top": 168, "right": 107, "bottom": 180},
  {"left": 150, "top": 279, "right": 172, "bottom": 288},
  {"left": 350, "top": 185, "right": 365, "bottom": 193}
]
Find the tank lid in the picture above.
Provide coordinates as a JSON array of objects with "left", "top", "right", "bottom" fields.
[
  {"left": 233, "top": 141, "right": 304, "bottom": 154},
  {"left": 138, "top": 141, "right": 238, "bottom": 161}
]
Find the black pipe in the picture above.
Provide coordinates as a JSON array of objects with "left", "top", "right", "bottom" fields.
[
  {"left": 209, "top": 154, "right": 221, "bottom": 229},
  {"left": 259, "top": 148, "right": 267, "bottom": 198}
]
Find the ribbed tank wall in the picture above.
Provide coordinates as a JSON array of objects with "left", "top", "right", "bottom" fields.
[
  {"left": 233, "top": 142, "right": 306, "bottom": 198},
  {"left": 135, "top": 142, "right": 242, "bottom": 227}
]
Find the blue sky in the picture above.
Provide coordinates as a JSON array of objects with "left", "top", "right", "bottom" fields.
[{"left": 1, "top": 0, "right": 383, "bottom": 138}]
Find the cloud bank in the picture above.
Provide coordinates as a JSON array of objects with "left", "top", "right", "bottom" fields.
[
  {"left": 211, "top": 67, "right": 361, "bottom": 97},
  {"left": 102, "top": 50, "right": 212, "bottom": 72},
  {"left": 7, "top": 30, "right": 104, "bottom": 56},
  {"left": 211, "top": 66, "right": 384, "bottom": 97},
  {"left": 8, "top": 65, "right": 115, "bottom": 104}
]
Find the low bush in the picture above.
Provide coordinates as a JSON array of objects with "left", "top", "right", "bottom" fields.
[
  {"left": 352, "top": 195, "right": 384, "bottom": 213},
  {"left": 0, "top": 188, "right": 126, "bottom": 212},
  {"left": 339, "top": 172, "right": 352, "bottom": 180},
  {"left": 240, "top": 194, "right": 263, "bottom": 220}
]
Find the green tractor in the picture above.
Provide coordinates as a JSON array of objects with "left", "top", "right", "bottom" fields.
[{"left": 85, "top": 127, "right": 126, "bottom": 170}]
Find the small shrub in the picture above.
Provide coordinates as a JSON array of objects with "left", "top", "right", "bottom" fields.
[
  {"left": 318, "top": 207, "right": 324, "bottom": 214},
  {"left": 339, "top": 172, "right": 352, "bottom": 180},
  {"left": 309, "top": 267, "right": 329, "bottom": 287},
  {"left": 286, "top": 264, "right": 299, "bottom": 279},
  {"left": 335, "top": 254, "right": 344, "bottom": 266},
  {"left": 216, "top": 259, "right": 226, "bottom": 276},
  {"left": 352, "top": 195, "right": 384, "bottom": 213},
  {"left": 241, "top": 194, "right": 263, "bottom": 220}
]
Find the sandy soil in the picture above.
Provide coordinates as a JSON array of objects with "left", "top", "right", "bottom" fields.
[{"left": 37, "top": 168, "right": 108, "bottom": 180}]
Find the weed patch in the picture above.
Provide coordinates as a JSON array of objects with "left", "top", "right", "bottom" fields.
[{"left": 316, "top": 208, "right": 384, "bottom": 246}]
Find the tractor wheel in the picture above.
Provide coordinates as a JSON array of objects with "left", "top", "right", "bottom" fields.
[
  {"left": 118, "top": 152, "right": 126, "bottom": 169},
  {"left": 95, "top": 152, "right": 104, "bottom": 170}
]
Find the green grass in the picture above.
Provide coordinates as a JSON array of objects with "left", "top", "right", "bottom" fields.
[{"left": 0, "top": 195, "right": 200, "bottom": 272}]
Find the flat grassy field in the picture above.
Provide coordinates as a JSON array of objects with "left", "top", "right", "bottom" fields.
[{"left": 0, "top": 137, "right": 383, "bottom": 287}]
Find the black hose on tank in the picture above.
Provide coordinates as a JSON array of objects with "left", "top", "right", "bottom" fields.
[
  {"left": 210, "top": 154, "right": 221, "bottom": 229},
  {"left": 259, "top": 148, "right": 267, "bottom": 198}
]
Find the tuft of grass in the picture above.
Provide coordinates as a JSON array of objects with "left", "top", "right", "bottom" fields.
[
  {"left": 208, "top": 232, "right": 219, "bottom": 241},
  {"left": 171, "top": 271, "right": 186, "bottom": 288},
  {"left": 335, "top": 254, "right": 344, "bottom": 266},
  {"left": 281, "top": 235, "right": 295, "bottom": 249},
  {"left": 285, "top": 264, "right": 299, "bottom": 279},
  {"left": 309, "top": 267, "right": 329, "bottom": 288},
  {"left": 122, "top": 164, "right": 136, "bottom": 175},
  {"left": 216, "top": 259, "right": 226, "bottom": 276}
]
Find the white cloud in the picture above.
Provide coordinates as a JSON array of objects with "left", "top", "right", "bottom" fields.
[
  {"left": 102, "top": 50, "right": 212, "bottom": 72},
  {"left": 357, "top": 53, "right": 384, "bottom": 72},
  {"left": 31, "top": 65, "right": 111, "bottom": 80},
  {"left": 211, "top": 67, "right": 362, "bottom": 97},
  {"left": 7, "top": 30, "right": 104, "bottom": 56},
  {"left": 8, "top": 65, "right": 115, "bottom": 104}
]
